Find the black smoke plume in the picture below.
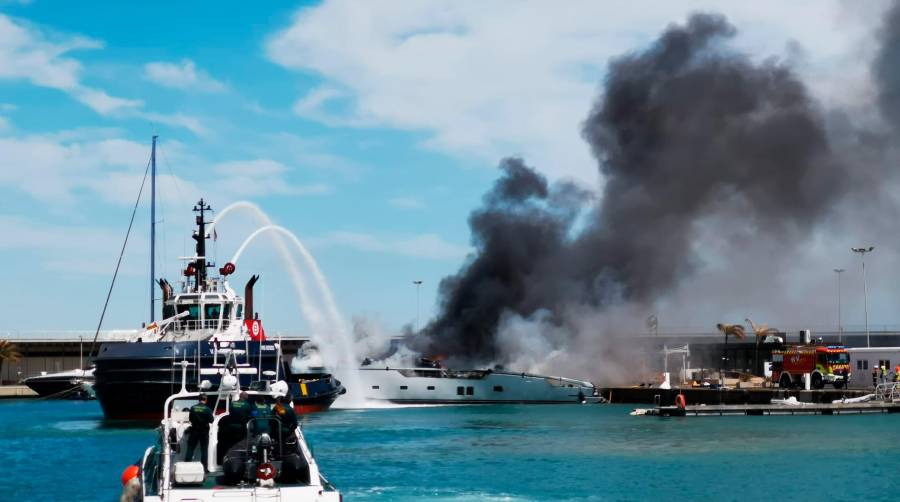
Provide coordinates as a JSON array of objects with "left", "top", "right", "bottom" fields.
[{"left": 418, "top": 12, "right": 861, "bottom": 365}]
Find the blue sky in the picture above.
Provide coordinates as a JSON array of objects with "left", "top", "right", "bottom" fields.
[{"left": 1, "top": 1, "right": 896, "bottom": 335}]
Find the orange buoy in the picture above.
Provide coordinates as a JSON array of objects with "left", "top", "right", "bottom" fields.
[
  {"left": 121, "top": 465, "right": 140, "bottom": 486},
  {"left": 675, "top": 394, "right": 686, "bottom": 410}
]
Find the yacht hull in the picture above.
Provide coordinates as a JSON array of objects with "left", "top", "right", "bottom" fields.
[
  {"left": 361, "top": 367, "right": 598, "bottom": 404},
  {"left": 23, "top": 370, "right": 94, "bottom": 399}
]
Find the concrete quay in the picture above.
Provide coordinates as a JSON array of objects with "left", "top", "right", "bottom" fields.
[{"left": 0, "top": 385, "right": 38, "bottom": 399}]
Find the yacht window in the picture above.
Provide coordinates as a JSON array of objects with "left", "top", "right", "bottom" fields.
[
  {"left": 493, "top": 386, "right": 503, "bottom": 392},
  {"left": 176, "top": 304, "right": 200, "bottom": 321},
  {"left": 456, "top": 386, "right": 464, "bottom": 395},
  {"left": 400, "top": 385, "right": 408, "bottom": 390},
  {"left": 223, "top": 303, "right": 232, "bottom": 320},
  {"left": 372, "top": 385, "right": 380, "bottom": 390},
  {"left": 427, "top": 386, "right": 435, "bottom": 390},
  {"left": 466, "top": 386, "right": 474, "bottom": 396},
  {"left": 236, "top": 304, "right": 244, "bottom": 320}
]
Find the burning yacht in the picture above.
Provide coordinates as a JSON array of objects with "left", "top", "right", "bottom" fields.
[{"left": 360, "top": 358, "right": 600, "bottom": 404}]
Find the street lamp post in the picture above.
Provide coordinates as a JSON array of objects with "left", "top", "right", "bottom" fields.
[
  {"left": 833, "top": 268, "right": 844, "bottom": 344},
  {"left": 413, "top": 280, "right": 423, "bottom": 332},
  {"left": 851, "top": 246, "right": 875, "bottom": 348}
]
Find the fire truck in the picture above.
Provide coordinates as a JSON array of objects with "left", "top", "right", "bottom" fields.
[{"left": 771, "top": 344, "right": 851, "bottom": 389}]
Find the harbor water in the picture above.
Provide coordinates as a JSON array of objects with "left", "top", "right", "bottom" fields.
[{"left": 1, "top": 399, "right": 896, "bottom": 501}]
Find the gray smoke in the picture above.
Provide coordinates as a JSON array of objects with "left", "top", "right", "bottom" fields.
[
  {"left": 876, "top": 1, "right": 900, "bottom": 131},
  {"left": 417, "top": 11, "right": 896, "bottom": 368}
]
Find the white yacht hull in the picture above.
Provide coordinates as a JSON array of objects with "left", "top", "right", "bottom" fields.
[{"left": 360, "top": 367, "right": 598, "bottom": 404}]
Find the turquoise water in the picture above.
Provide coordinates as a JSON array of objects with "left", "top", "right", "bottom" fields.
[{"left": 0, "top": 399, "right": 896, "bottom": 501}]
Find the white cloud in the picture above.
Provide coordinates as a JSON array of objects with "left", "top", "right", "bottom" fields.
[
  {"left": 313, "top": 231, "right": 468, "bottom": 260},
  {"left": 388, "top": 196, "right": 424, "bottom": 210},
  {"left": 0, "top": 130, "right": 326, "bottom": 206},
  {"left": 212, "top": 159, "right": 331, "bottom": 197},
  {"left": 267, "top": 0, "right": 882, "bottom": 183},
  {"left": 73, "top": 88, "right": 143, "bottom": 115},
  {"left": 143, "top": 59, "right": 226, "bottom": 93},
  {"left": 0, "top": 14, "right": 206, "bottom": 133}
]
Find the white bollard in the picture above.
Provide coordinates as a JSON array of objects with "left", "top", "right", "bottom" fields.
[{"left": 804, "top": 373, "right": 811, "bottom": 391}]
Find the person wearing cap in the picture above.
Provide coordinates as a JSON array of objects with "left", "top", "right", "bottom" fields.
[{"left": 185, "top": 394, "right": 214, "bottom": 469}]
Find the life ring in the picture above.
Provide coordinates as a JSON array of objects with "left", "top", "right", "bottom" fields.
[{"left": 675, "top": 394, "right": 686, "bottom": 410}]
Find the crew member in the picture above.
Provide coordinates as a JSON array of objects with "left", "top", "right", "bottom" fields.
[
  {"left": 230, "top": 391, "right": 252, "bottom": 430},
  {"left": 894, "top": 364, "right": 900, "bottom": 383},
  {"left": 185, "top": 394, "right": 214, "bottom": 469},
  {"left": 250, "top": 395, "right": 273, "bottom": 436},
  {"left": 274, "top": 394, "right": 299, "bottom": 445},
  {"left": 220, "top": 391, "right": 251, "bottom": 455}
]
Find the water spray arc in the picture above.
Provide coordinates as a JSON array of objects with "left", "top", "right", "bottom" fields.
[{"left": 212, "top": 202, "right": 365, "bottom": 406}]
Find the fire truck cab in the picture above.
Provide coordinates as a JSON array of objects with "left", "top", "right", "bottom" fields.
[{"left": 771, "top": 344, "right": 850, "bottom": 389}]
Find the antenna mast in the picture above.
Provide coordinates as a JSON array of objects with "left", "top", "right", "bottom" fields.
[{"left": 150, "top": 135, "right": 157, "bottom": 322}]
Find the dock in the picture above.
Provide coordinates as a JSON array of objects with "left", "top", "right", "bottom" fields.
[
  {"left": 0, "top": 385, "right": 38, "bottom": 399},
  {"left": 643, "top": 401, "right": 900, "bottom": 416}
]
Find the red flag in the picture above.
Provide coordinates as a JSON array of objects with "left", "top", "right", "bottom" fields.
[{"left": 245, "top": 319, "right": 266, "bottom": 341}]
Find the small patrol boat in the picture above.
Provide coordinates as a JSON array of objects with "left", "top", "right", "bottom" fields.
[{"left": 120, "top": 360, "right": 340, "bottom": 502}]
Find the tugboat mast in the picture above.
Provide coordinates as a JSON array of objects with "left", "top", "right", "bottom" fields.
[
  {"left": 192, "top": 199, "right": 213, "bottom": 291},
  {"left": 150, "top": 134, "right": 157, "bottom": 322}
]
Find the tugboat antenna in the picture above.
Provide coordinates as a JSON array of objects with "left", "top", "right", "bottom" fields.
[{"left": 150, "top": 134, "right": 158, "bottom": 322}]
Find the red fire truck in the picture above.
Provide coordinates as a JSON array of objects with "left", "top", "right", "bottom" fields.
[{"left": 771, "top": 345, "right": 851, "bottom": 389}]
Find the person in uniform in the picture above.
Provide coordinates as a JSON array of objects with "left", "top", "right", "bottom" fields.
[
  {"left": 185, "top": 394, "right": 214, "bottom": 469},
  {"left": 273, "top": 394, "right": 299, "bottom": 445},
  {"left": 219, "top": 391, "right": 252, "bottom": 455},
  {"left": 250, "top": 395, "right": 273, "bottom": 436}
]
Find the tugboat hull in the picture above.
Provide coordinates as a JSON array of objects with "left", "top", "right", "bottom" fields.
[{"left": 94, "top": 341, "right": 346, "bottom": 420}]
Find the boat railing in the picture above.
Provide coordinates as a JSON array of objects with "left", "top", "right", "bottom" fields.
[{"left": 874, "top": 382, "right": 900, "bottom": 402}]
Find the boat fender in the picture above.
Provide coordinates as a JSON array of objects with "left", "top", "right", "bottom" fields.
[
  {"left": 675, "top": 394, "right": 686, "bottom": 410},
  {"left": 121, "top": 465, "right": 140, "bottom": 486}
]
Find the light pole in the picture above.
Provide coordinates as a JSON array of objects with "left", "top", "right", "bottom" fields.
[
  {"left": 851, "top": 246, "right": 874, "bottom": 347},
  {"left": 413, "top": 280, "right": 423, "bottom": 332},
  {"left": 833, "top": 268, "right": 844, "bottom": 344}
]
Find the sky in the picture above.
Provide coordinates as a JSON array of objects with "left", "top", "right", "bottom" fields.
[{"left": 0, "top": 0, "right": 897, "bottom": 337}]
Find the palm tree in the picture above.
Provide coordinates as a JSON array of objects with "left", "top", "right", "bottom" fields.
[
  {"left": 716, "top": 323, "right": 745, "bottom": 382},
  {"left": 746, "top": 318, "right": 779, "bottom": 376},
  {"left": 0, "top": 340, "right": 21, "bottom": 363}
]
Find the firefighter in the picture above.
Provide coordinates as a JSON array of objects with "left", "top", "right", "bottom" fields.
[{"left": 895, "top": 364, "right": 900, "bottom": 382}]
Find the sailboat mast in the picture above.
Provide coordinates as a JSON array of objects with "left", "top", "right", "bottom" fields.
[{"left": 150, "top": 134, "right": 158, "bottom": 323}]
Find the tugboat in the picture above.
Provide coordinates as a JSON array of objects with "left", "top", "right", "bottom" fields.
[
  {"left": 92, "top": 198, "right": 345, "bottom": 419},
  {"left": 119, "top": 360, "right": 341, "bottom": 501},
  {"left": 89, "top": 138, "right": 344, "bottom": 419}
]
